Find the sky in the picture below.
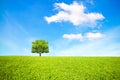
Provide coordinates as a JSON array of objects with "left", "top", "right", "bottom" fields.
[{"left": 0, "top": 0, "right": 120, "bottom": 56}]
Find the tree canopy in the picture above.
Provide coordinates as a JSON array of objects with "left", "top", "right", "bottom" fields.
[{"left": 32, "top": 40, "right": 49, "bottom": 56}]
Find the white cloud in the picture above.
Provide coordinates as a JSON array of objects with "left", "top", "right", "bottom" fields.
[
  {"left": 45, "top": 1, "right": 104, "bottom": 27},
  {"left": 63, "top": 34, "right": 83, "bottom": 41},
  {"left": 85, "top": 32, "right": 105, "bottom": 40},
  {"left": 63, "top": 32, "right": 104, "bottom": 41},
  {"left": 51, "top": 26, "right": 120, "bottom": 56}
]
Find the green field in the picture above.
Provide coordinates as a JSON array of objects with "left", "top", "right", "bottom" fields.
[{"left": 0, "top": 56, "right": 120, "bottom": 80}]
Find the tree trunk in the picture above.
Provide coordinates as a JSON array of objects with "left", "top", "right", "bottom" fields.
[{"left": 39, "top": 53, "right": 41, "bottom": 56}]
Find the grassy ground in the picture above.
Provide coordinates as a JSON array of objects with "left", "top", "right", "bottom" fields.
[{"left": 0, "top": 56, "right": 120, "bottom": 80}]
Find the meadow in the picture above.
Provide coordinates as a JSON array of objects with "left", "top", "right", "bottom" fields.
[{"left": 0, "top": 56, "right": 120, "bottom": 80}]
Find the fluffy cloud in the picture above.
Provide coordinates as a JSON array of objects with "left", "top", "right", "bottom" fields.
[
  {"left": 51, "top": 26, "right": 120, "bottom": 56},
  {"left": 45, "top": 1, "right": 104, "bottom": 27},
  {"left": 63, "top": 34, "right": 83, "bottom": 41},
  {"left": 63, "top": 32, "right": 104, "bottom": 41},
  {"left": 85, "top": 32, "right": 105, "bottom": 40}
]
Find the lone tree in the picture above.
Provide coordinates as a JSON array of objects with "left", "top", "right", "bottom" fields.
[{"left": 32, "top": 40, "right": 49, "bottom": 56}]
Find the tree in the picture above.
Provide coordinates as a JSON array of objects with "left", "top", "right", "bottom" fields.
[{"left": 32, "top": 40, "right": 49, "bottom": 56}]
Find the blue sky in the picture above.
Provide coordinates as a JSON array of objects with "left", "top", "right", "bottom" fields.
[{"left": 0, "top": 0, "right": 120, "bottom": 56}]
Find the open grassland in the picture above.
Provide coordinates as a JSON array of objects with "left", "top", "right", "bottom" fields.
[{"left": 0, "top": 56, "right": 120, "bottom": 80}]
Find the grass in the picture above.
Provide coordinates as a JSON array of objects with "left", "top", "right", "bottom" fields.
[{"left": 0, "top": 56, "right": 120, "bottom": 80}]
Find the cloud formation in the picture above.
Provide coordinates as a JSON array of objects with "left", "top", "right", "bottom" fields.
[
  {"left": 85, "top": 32, "right": 105, "bottom": 40},
  {"left": 63, "top": 34, "right": 83, "bottom": 41},
  {"left": 45, "top": 1, "right": 104, "bottom": 27},
  {"left": 63, "top": 32, "right": 104, "bottom": 41},
  {"left": 52, "top": 26, "right": 120, "bottom": 56}
]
